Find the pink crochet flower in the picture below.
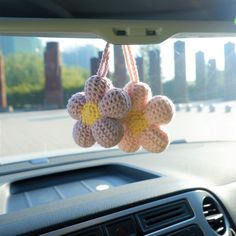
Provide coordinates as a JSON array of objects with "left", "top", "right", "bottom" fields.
[
  {"left": 118, "top": 45, "right": 175, "bottom": 153},
  {"left": 67, "top": 44, "right": 131, "bottom": 148}
]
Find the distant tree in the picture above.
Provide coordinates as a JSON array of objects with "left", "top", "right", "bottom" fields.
[
  {"left": 61, "top": 66, "right": 89, "bottom": 89},
  {"left": 62, "top": 66, "right": 89, "bottom": 105},
  {"left": 62, "top": 45, "right": 99, "bottom": 69},
  {"left": 164, "top": 80, "right": 201, "bottom": 103},
  {"left": 5, "top": 52, "right": 90, "bottom": 108},
  {"left": 163, "top": 79, "right": 175, "bottom": 101},
  {"left": 188, "top": 82, "right": 198, "bottom": 101},
  {"left": 206, "top": 68, "right": 224, "bottom": 100},
  {"left": 5, "top": 53, "right": 44, "bottom": 88},
  {"left": 0, "top": 36, "right": 43, "bottom": 55},
  {"left": 139, "top": 45, "right": 160, "bottom": 84},
  {"left": 139, "top": 45, "right": 160, "bottom": 54}
]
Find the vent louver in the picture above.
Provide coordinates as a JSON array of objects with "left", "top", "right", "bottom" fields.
[
  {"left": 203, "top": 197, "right": 226, "bottom": 235},
  {"left": 136, "top": 200, "right": 194, "bottom": 233}
]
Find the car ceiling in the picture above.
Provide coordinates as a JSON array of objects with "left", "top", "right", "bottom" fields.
[{"left": 0, "top": 0, "right": 236, "bottom": 21}]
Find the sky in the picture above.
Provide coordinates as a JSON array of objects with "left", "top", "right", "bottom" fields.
[{"left": 40, "top": 36, "right": 236, "bottom": 82}]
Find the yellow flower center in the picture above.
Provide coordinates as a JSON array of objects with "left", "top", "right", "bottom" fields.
[
  {"left": 81, "top": 102, "right": 101, "bottom": 126},
  {"left": 126, "top": 111, "right": 148, "bottom": 135}
]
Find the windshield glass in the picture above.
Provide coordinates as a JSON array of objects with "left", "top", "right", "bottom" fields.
[{"left": 1, "top": 36, "right": 236, "bottom": 164}]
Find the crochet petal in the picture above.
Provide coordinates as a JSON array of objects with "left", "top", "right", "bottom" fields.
[
  {"left": 140, "top": 125, "right": 169, "bottom": 153},
  {"left": 124, "top": 82, "right": 152, "bottom": 111},
  {"left": 99, "top": 88, "right": 131, "bottom": 119},
  {"left": 145, "top": 95, "right": 175, "bottom": 125},
  {"left": 67, "top": 92, "right": 86, "bottom": 120},
  {"left": 118, "top": 127, "right": 140, "bottom": 152},
  {"left": 92, "top": 118, "right": 124, "bottom": 148},
  {"left": 85, "top": 75, "right": 113, "bottom": 103},
  {"left": 73, "top": 120, "right": 95, "bottom": 147}
]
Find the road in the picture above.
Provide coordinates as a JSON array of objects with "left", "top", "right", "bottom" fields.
[{"left": 1, "top": 103, "right": 236, "bottom": 164}]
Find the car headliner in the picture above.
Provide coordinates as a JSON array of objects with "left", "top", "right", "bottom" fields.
[
  {"left": 0, "top": 0, "right": 235, "bottom": 21},
  {"left": 0, "top": 0, "right": 236, "bottom": 44}
]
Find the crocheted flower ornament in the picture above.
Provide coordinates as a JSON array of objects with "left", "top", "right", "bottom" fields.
[
  {"left": 118, "top": 45, "right": 175, "bottom": 153},
  {"left": 67, "top": 43, "right": 131, "bottom": 148}
]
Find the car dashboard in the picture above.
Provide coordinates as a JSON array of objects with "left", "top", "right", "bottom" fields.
[
  {"left": 0, "top": 141, "right": 236, "bottom": 235},
  {"left": 1, "top": 1, "right": 236, "bottom": 235}
]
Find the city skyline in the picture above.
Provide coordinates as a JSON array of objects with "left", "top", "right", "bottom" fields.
[{"left": 40, "top": 36, "right": 236, "bottom": 82}]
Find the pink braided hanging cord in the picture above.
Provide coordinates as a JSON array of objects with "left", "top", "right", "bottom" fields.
[
  {"left": 97, "top": 42, "right": 110, "bottom": 78},
  {"left": 119, "top": 44, "right": 175, "bottom": 153},
  {"left": 122, "top": 45, "right": 139, "bottom": 83},
  {"left": 126, "top": 45, "right": 139, "bottom": 83},
  {"left": 122, "top": 45, "right": 133, "bottom": 82}
]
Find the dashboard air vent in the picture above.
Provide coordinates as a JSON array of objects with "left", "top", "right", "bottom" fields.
[
  {"left": 136, "top": 200, "right": 194, "bottom": 233},
  {"left": 203, "top": 197, "right": 226, "bottom": 235}
]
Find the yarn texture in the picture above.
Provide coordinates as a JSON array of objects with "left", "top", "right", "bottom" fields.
[
  {"left": 67, "top": 43, "right": 131, "bottom": 148},
  {"left": 119, "top": 45, "right": 175, "bottom": 153},
  {"left": 67, "top": 43, "right": 174, "bottom": 153}
]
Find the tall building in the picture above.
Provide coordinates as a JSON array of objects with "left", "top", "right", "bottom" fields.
[
  {"left": 90, "top": 51, "right": 102, "bottom": 76},
  {"left": 149, "top": 49, "right": 162, "bottom": 95},
  {"left": 174, "top": 41, "right": 188, "bottom": 103},
  {"left": 44, "top": 42, "right": 64, "bottom": 108},
  {"left": 224, "top": 42, "right": 236, "bottom": 100},
  {"left": 195, "top": 51, "right": 206, "bottom": 100},
  {"left": 207, "top": 59, "right": 218, "bottom": 99}
]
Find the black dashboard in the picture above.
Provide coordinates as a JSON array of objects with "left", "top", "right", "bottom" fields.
[{"left": 0, "top": 141, "right": 236, "bottom": 235}]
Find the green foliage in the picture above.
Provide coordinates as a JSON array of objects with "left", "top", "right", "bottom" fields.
[
  {"left": 163, "top": 74, "right": 225, "bottom": 103},
  {"left": 5, "top": 53, "right": 44, "bottom": 87},
  {"left": 62, "top": 66, "right": 88, "bottom": 104},
  {"left": 163, "top": 80, "right": 175, "bottom": 101},
  {"left": 139, "top": 45, "right": 160, "bottom": 54},
  {"left": 188, "top": 83, "right": 198, "bottom": 101},
  {"left": 5, "top": 52, "right": 89, "bottom": 109},
  {"left": 138, "top": 45, "right": 161, "bottom": 85},
  {"left": 4, "top": 48, "right": 227, "bottom": 109},
  {"left": 7, "top": 85, "right": 44, "bottom": 109},
  {"left": 61, "top": 66, "right": 88, "bottom": 89}
]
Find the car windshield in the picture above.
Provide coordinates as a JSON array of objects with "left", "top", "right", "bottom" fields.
[{"left": 0, "top": 36, "right": 236, "bottom": 164}]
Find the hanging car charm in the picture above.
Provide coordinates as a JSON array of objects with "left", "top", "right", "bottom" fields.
[
  {"left": 67, "top": 43, "right": 174, "bottom": 153},
  {"left": 67, "top": 43, "right": 131, "bottom": 148},
  {"left": 118, "top": 45, "right": 175, "bottom": 153}
]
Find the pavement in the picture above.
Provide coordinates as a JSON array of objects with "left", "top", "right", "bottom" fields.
[{"left": 0, "top": 102, "right": 236, "bottom": 164}]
